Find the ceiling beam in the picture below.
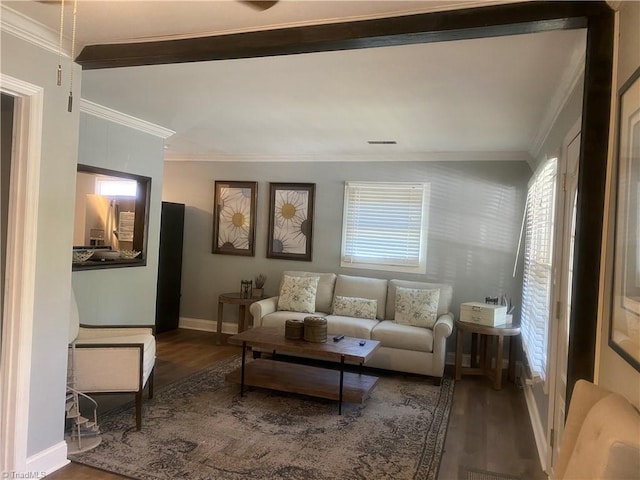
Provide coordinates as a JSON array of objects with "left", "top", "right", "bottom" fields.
[{"left": 76, "top": 1, "right": 602, "bottom": 70}]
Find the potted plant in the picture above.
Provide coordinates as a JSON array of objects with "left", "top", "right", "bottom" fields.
[{"left": 253, "top": 274, "right": 266, "bottom": 297}]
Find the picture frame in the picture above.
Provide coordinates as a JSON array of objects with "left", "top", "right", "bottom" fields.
[
  {"left": 267, "top": 183, "right": 315, "bottom": 261},
  {"left": 609, "top": 65, "right": 640, "bottom": 372},
  {"left": 212, "top": 181, "right": 257, "bottom": 256}
]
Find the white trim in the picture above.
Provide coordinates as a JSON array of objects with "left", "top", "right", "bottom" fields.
[
  {"left": 179, "top": 317, "right": 242, "bottom": 334},
  {"left": 529, "top": 51, "right": 586, "bottom": 160},
  {"left": 165, "top": 151, "right": 533, "bottom": 164},
  {"left": 0, "top": 5, "right": 70, "bottom": 57},
  {"left": 522, "top": 380, "right": 550, "bottom": 475},
  {"left": 25, "top": 441, "right": 69, "bottom": 476},
  {"left": 79, "top": 99, "right": 175, "bottom": 139},
  {"left": 0, "top": 75, "right": 43, "bottom": 474}
]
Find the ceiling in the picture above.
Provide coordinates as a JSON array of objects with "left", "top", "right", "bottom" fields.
[{"left": 4, "top": 1, "right": 587, "bottom": 163}]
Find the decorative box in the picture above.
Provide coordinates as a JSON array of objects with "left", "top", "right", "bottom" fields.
[
  {"left": 460, "top": 302, "right": 507, "bottom": 327},
  {"left": 303, "top": 316, "right": 327, "bottom": 343},
  {"left": 285, "top": 319, "right": 304, "bottom": 340}
]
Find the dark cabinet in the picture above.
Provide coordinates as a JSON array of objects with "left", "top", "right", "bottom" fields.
[{"left": 155, "top": 201, "right": 185, "bottom": 333}]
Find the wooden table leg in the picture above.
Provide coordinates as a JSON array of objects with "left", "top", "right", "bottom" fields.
[
  {"left": 455, "top": 325, "right": 464, "bottom": 380},
  {"left": 470, "top": 333, "right": 479, "bottom": 367},
  {"left": 494, "top": 334, "right": 505, "bottom": 390},
  {"left": 216, "top": 301, "right": 224, "bottom": 344},
  {"left": 508, "top": 334, "right": 519, "bottom": 382},
  {"left": 480, "top": 335, "right": 489, "bottom": 371},
  {"left": 238, "top": 305, "right": 247, "bottom": 332}
]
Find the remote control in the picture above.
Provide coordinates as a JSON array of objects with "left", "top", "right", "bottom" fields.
[
  {"left": 333, "top": 334, "right": 345, "bottom": 342},
  {"left": 359, "top": 340, "right": 366, "bottom": 346}
]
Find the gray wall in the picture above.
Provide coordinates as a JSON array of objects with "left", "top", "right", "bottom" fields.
[
  {"left": 72, "top": 113, "right": 165, "bottom": 326},
  {"left": 1, "top": 31, "right": 81, "bottom": 457},
  {"left": 163, "top": 159, "right": 531, "bottom": 353}
]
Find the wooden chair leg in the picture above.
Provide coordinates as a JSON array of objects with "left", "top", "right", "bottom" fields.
[{"left": 135, "top": 390, "right": 142, "bottom": 431}]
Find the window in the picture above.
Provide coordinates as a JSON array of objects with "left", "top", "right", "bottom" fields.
[
  {"left": 520, "top": 157, "right": 558, "bottom": 382},
  {"left": 341, "top": 181, "right": 429, "bottom": 274}
]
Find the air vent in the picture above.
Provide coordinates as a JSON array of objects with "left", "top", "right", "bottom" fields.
[{"left": 367, "top": 140, "right": 397, "bottom": 145}]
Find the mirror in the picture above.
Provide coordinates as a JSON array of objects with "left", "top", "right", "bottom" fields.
[{"left": 73, "top": 164, "right": 151, "bottom": 270}]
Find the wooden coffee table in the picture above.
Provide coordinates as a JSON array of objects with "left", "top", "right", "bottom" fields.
[{"left": 226, "top": 326, "right": 380, "bottom": 414}]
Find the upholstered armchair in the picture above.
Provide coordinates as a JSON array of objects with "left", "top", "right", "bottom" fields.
[
  {"left": 554, "top": 379, "right": 640, "bottom": 479},
  {"left": 69, "top": 290, "right": 156, "bottom": 430}
]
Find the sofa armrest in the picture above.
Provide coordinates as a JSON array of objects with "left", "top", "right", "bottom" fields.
[
  {"left": 554, "top": 379, "right": 613, "bottom": 479},
  {"left": 432, "top": 312, "right": 454, "bottom": 377},
  {"left": 249, "top": 296, "right": 279, "bottom": 327}
]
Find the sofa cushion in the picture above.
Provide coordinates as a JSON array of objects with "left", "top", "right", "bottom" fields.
[
  {"left": 324, "top": 315, "right": 378, "bottom": 339},
  {"left": 262, "top": 310, "right": 328, "bottom": 329},
  {"left": 394, "top": 287, "right": 440, "bottom": 328},
  {"left": 277, "top": 275, "right": 319, "bottom": 313},
  {"left": 332, "top": 296, "right": 377, "bottom": 320},
  {"left": 334, "top": 274, "right": 388, "bottom": 320},
  {"left": 386, "top": 280, "right": 453, "bottom": 320},
  {"left": 282, "top": 271, "right": 337, "bottom": 313},
  {"left": 371, "top": 320, "right": 434, "bottom": 353}
]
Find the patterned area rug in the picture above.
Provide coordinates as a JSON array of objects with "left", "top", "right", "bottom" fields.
[{"left": 71, "top": 356, "right": 454, "bottom": 480}]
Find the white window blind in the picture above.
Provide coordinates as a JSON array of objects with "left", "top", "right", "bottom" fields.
[
  {"left": 341, "top": 181, "right": 429, "bottom": 274},
  {"left": 521, "top": 157, "right": 558, "bottom": 382}
]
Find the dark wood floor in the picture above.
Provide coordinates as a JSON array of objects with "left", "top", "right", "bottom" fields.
[{"left": 49, "top": 329, "right": 546, "bottom": 480}]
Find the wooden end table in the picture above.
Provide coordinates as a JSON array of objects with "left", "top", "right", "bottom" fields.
[
  {"left": 454, "top": 319, "right": 521, "bottom": 390},
  {"left": 217, "top": 292, "right": 265, "bottom": 343}
]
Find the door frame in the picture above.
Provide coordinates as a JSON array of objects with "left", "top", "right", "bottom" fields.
[
  {"left": 546, "top": 118, "right": 582, "bottom": 472},
  {"left": 0, "top": 74, "right": 43, "bottom": 473}
]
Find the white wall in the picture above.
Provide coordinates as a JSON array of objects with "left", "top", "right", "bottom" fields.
[
  {"left": 0, "top": 30, "right": 81, "bottom": 462},
  {"left": 72, "top": 113, "right": 165, "bottom": 326},
  {"left": 597, "top": 0, "right": 640, "bottom": 407}
]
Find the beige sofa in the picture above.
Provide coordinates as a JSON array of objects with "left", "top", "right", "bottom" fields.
[
  {"left": 249, "top": 271, "right": 454, "bottom": 381},
  {"left": 554, "top": 379, "right": 640, "bottom": 479}
]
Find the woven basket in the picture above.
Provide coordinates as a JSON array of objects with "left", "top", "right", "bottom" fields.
[
  {"left": 303, "top": 316, "right": 327, "bottom": 343},
  {"left": 285, "top": 319, "right": 304, "bottom": 340}
]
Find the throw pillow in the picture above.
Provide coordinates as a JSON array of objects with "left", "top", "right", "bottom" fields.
[
  {"left": 332, "top": 296, "right": 378, "bottom": 320},
  {"left": 277, "top": 275, "right": 320, "bottom": 313},
  {"left": 395, "top": 287, "right": 440, "bottom": 328}
]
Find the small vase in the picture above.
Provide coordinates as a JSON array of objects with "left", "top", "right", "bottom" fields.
[{"left": 253, "top": 288, "right": 264, "bottom": 298}]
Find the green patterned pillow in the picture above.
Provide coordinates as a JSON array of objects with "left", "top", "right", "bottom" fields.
[
  {"left": 395, "top": 287, "right": 440, "bottom": 328},
  {"left": 332, "top": 296, "right": 378, "bottom": 320},
  {"left": 277, "top": 275, "right": 320, "bottom": 313}
]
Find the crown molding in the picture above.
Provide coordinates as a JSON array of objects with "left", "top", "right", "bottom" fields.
[
  {"left": 1, "top": 5, "right": 69, "bottom": 57},
  {"left": 529, "top": 48, "right": 586, "bottom": 160},
  {"left": 164, "top": 151, "right": 532, "bottom": 163},
  {"left": 79, "top": 99, "right": 175, "bottom": 139}
]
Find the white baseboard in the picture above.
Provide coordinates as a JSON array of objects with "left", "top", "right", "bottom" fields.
[
  {"left": 26, "top": 441, "right": 68, "bottom": 477},
  {"left": 179, "top": 317, "right": 238, "bottom": 335},
  {"left": 521, "top": 379, "right": 549, "bottom": 474}
]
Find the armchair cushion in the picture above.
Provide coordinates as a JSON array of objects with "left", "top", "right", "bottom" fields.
[{"left": 75, "top": 329, "right": 156, "bottom": 386}]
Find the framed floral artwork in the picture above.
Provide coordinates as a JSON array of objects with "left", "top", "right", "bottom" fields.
[
  {"left": 212, "top": 181, "right": 257, "bottom": 256},
  {"left": 609, "top": 65, "right": 640, "bottom": 371},
  {"left": 267, "top": 183, "right": 315, "bottom": 261}
]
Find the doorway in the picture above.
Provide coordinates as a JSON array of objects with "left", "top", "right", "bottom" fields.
[{"left": 0, "top": 74, "right": 44, "bottom": 473}]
